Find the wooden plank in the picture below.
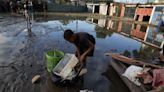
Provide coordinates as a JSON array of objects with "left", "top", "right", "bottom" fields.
[
  {"left": 160, "top": 55, "right": 164, "bottom": 62},
  {"left": 105, "top": 53, "right": 162, "bottom": 69}
]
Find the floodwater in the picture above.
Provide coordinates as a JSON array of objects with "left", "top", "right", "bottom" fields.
[{"left": 0, "top": 14, "right": 162, "bottom": 92}]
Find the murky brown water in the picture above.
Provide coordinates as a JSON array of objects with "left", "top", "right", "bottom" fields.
[{"left": 0, "top": 15, "right": 161, "bottom": 92}]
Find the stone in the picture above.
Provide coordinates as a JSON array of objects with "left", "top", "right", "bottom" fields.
[{"left": 32, "top": 75, "right": 41, "bottom": 84}]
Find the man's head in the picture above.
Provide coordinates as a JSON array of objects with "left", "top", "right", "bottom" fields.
[{"left": 64, "top": 29, "right": 74, "bottom": 42}]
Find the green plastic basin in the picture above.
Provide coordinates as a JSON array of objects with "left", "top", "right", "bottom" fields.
[{"left": 46, "top": 50, "right": 64, "bottom": 72}]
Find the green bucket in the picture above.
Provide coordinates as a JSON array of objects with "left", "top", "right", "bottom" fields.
[{"left": 46, "top": 50, "right": 64, "bottom": 72}]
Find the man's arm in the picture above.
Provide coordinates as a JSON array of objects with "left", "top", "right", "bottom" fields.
[
  {"left": 80, "top": 40, "right": 94, "bottom": 63},
  {"left": 76, "top": 46, "right": 80, "bottom": 59}
]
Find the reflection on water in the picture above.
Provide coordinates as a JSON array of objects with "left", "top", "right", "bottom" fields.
[
  {"left": 0, "top": 16, "right": 162, "bottom": 92},
  {"left": 88, "top": 18, "right": 164, "bottom": 48},
  {"left": 131, "top": 24, "right": 147, "bottom": 40}
]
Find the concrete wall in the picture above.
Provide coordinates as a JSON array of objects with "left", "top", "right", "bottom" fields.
[
  {"left": 117, "top": 21, "right": 122, "bottom": 32},
  {"left": 86, "top": 3, "right": 100, "bottom": 13},
  {"left": 109, "top": 3, "right": 125, "bottom": 17},
  {"left": 124, "top": 7, "right": 136, "bottom": 19},
  {"left": 78, "top": 0, "right": 86, "bottom": 6},
  {"left": 155, "top": 0, "right": 164, "bottom": 3},
  {"left": 99, "top": 3, "right": 108, "bottom": 15},
  {"left": 109, "top": 3, "right": 117, "bottom": 16},
  {"left": 98, "top": 19, "right": 106, "bottom": 27},
  {"left": 48, "top": 3, "right": 87, "bottom": 12},
  {"left": 161, "top": 41, "right": 164, "bottom": 49},
  {"left": 143, "top": 0, "right": 164, "bottom": 3},
  {"left": 120, "top": 4, "right": 125, "bottom": 17},
  {"left": 106, "top": 20, "right": 114, "bottom": 29},
  {"left": 87, "top": 5, "right": 93, "bottom": 13}
]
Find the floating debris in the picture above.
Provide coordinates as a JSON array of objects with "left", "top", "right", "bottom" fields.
[
  {"left": 80, "top": 89, "right": 93, "bottom": 92},
  {"left": 31, "top": 75, "right": 41, "bottom": 84}
]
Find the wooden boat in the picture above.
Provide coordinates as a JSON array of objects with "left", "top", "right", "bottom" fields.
[{"left": 105, "top": 53, "right": 163, "bottom": 92}]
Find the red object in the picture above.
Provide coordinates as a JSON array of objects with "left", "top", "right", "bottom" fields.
[
  {"left": 136, "top": 8, "right": 152, "bottom": 16},
  {"left": 131, "top": 28, "right": 146, "bottom": 40},
  {"left": 136, "top": 8, "right": 153, "bottom": 21},
  {"left": 152, "top": 69, "right": 164, "bottom": 88}
]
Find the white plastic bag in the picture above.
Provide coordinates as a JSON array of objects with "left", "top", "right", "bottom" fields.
[{"left": 122, "top": 65, "right": 143, "bottom": 86}]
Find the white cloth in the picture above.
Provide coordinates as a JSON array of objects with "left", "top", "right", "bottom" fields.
[{"left": 122, "top": 65, "right": 143, "bottom": 86}]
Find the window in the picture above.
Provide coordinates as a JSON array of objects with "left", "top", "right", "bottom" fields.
[
  {"left": 140, "top": 25, "right": 147, "bottom": 32},
  {"left": 94, "top": 5, "right": 99, "bottom": 13},
  {"left": 143, "top": 16, "right": 150, "bottom": 22},
  {"left": 135, "top": 15, "right": 139, "bottom": 21}
]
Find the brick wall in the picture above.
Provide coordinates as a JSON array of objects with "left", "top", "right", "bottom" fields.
[{"left": 136, "top": 7, "right": 153, "bottom": 21}]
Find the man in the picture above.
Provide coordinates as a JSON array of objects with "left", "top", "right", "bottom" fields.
[{"left": 64, "top": 29, "right": 95, "bottom": 63}]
